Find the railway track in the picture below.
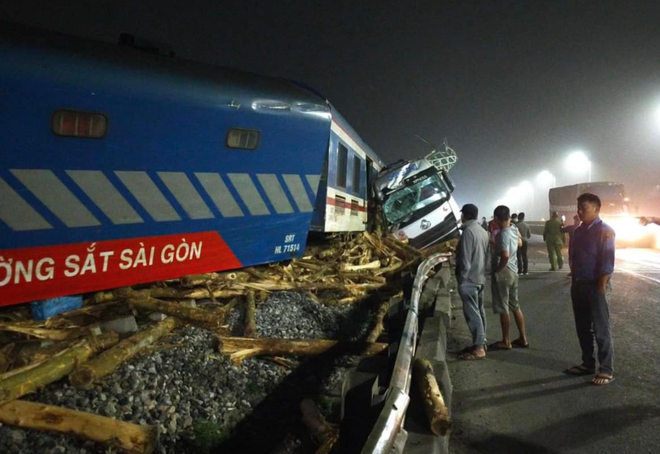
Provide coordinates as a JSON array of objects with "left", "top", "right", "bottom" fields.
[{"left": 0, "top": 241, "right": 455, "bottom": 454}]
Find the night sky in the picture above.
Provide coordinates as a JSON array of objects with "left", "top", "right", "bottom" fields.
[{"left": 4, "top": 1, "right": 660, "bottom": 219}]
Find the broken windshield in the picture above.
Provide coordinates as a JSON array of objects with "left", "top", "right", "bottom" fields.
[{"left": 382, "top": 174, "right": 449, "bottom": 224}]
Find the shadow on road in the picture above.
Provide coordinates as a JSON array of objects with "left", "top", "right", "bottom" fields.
[
  {"left": 455, "top": 377, "right": 585, "bottom": 411},
  {"left": 477, "top": 349, "right": 578, "bottom": 374},
  {"left": 465, "top": 405, "right": 660, "bottom": 453}
]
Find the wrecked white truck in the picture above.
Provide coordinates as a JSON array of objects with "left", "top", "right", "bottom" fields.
[{"left": 374, "top": 151, "right": 462, "bottom": 250}]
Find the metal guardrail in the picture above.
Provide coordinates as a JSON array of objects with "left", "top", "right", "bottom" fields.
[{"left": 360, "top": 253, "right": 450, "bottom": 454}]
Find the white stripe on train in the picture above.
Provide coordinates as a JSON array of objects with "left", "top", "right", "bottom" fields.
[{"left": 0, "top": 170, "right": 319, "bottom": 231}]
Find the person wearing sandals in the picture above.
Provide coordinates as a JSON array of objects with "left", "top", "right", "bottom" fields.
[
  {"left": 490, "top": 205, "right": 529, "bottom": 350},
  {"left": 455, "top": 204, "right": 490, "bottom": 360},
  {"left": 563, "top": 193, "right": 616, "bottom": 386}
]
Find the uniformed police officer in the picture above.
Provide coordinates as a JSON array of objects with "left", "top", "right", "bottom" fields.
[
  {"left": 563, "top": 193, "right": 616, "bottom": 386},
  {"left": 543, "top": 211, "right": 564, "bottom": 271}
]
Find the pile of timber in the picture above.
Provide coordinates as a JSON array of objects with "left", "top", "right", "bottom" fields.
[{"left": 0, "top": 232, "right": 456, "bottom": 453}]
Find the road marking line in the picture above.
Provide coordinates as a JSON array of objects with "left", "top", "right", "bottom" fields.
[{"left": 618, "top": 268, "right": 660, "bottom": 285}]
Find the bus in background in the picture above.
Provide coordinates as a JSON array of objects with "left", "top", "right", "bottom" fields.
[{"left": 549, "top": 181, "right": 654, "bottom": 247}]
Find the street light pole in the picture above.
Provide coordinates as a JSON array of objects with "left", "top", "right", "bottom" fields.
[{"left": 588, "top": 160, "right": 592, "bottom": 182}]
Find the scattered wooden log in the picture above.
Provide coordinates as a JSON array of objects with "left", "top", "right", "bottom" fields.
[
  {"left": 0, "top": 323, "right": 84, "bottom": 341},
  {"left": 421, "top": 239, "right": 458, "bottom": 257},
  {"left": 125, "top": 291, "right": 224, "bottom": 329},
  {"left": 13, "top": 334, "right": 113, "bottom": 369},
  {"left": 241, "top": 281, "right": 387, "bottom": 294},
  {"left": 216, "top": 336, "right": 388, "bottom": 365},
  {"left": 382, "top": 236, "right": 420, "bottom": 260},
  {"left": 179, "top": 272, "right": 220, "bottom": 287},
  {"left": 88, "top": 290, "right": 119, "bottom": 305},
  {"left": 362, "top": 231, "right": 394, "bottom": 259},
  {"left": 56, "top": 300, "right": 130, "bottom": 326},
  {"left": 341, "top": 260, "right": 381, "bottom": 271},
  {"left": 0, "top": 343, "right": 15, "bottom": 373},
  {"left": 339, "top": 272, "right": 387, "bottom": 284},
  {"left": 0, "top": 399, "right": 158, "bottom": 454},
  {"left": 366, "top": 299, "right": 390, "bottom": 343},
  {"left": 0, "top": 333, "right": 119, "bottom": 405},
  {"left": 413, "top": 358, "right": 451, "bottom": 436},
  {"left": 178, "top": 288, "right": 244, "bottom": 300},
  {"left": 300, "top": 398, "right": 337, "bottom": 445},
  {"left": 69, "top": 317, "right": 178, "bottom": 389},
  {"left": 180, "top": 271, "right": 250, "bottom": 288},
  {"left": 373, "top": 255, "right": 404, "bottom": 277},
  {"left": 243, "top": 291, "right": 257, "bottom": 338}
]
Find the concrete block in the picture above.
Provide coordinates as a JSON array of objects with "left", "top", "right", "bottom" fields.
[
  {"left": 434, "top": 291, "right": 452, "bottom": 329},
  {"left": 435, "top": 266, "right": 451, "bottom": 290},
  {"left": 100, "top": 315, "right": 138, "bottom": 335},
  {"left": 416, "top": 316, "right": 448, "bottom": 362}
]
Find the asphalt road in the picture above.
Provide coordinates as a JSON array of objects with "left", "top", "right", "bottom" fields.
[{"left": 447, "top": 235, "right": 660, "bottom": 454}]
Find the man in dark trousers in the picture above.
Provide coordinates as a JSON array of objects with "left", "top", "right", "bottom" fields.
[
  {"left": 455, "top": 204, "right": 489, "bottom": 360},
  {"left": 515, "top": 212, "right": 531, "bottom": 275},
  {"left": 563, "top": 193, "right": 616, "bottom": 385}
]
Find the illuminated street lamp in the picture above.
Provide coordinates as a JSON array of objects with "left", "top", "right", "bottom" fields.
[
  {"left": 565, "top": 151, "right": 592, "bottom": 183},
  {"left": 536, "top": 170, "right": 556, "bottom": 187}
]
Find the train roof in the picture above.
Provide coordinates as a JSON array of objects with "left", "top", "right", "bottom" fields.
[{"left": 0, "top": 21, "right": 329, "bottom": 112}]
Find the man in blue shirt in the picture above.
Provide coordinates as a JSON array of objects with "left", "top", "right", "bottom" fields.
[{"left": 563, "top": 193, "right": 616, "bottom": 386}]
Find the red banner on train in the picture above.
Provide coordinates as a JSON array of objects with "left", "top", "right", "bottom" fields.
[{"left": 0, "top": 232, "right": 242, "bottom": 307}]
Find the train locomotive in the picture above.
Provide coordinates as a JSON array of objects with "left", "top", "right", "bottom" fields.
[{"left": 0, "top": 23, "right": 384, "bottom": 307}]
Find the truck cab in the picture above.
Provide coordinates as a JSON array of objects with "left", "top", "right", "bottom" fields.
[{"left": 374, "top": 158, "right": 461, "bottom": 249}]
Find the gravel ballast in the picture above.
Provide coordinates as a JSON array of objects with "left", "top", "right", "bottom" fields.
[{"left": 0, "top": 291, "right": 376, "bottom": 454}]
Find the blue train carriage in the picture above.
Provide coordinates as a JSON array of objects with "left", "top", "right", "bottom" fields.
[
  {"left": 0, "top": 23, "right": 333, "bottom": 307},
  {"left": 311, "top": 108, "right": 384, "bottom": 232}
]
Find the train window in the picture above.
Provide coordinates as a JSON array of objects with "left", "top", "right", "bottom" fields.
[
  {"left": 227, "top": 128, "right": 260, "bottom": 150},
  {"left": 52, "top": 110, "right": 107, "bottom": 138},
  {"left": 335, "top": 195, "right": 346, "bottom": 215},
  {"left": 351, "top": 199, "right": 359, "bottom": 216},
  {"left": 337, "top": 143, "right": 348, "bottom": 188},
  {"left": 352, "top": 156, "right": 361, "bottom": 192}
]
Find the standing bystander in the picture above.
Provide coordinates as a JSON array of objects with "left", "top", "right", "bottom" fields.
[
  {"left": 490, "top": 205, "right": 529, "bottom": 350},
  {"left": 563, "top": 193, "right": 616, "bottom": 386},
  {"left": 543, "top": 211, "right": 564, "bottom": 271},
  {"left": 455, "top": 204, "right": 490, "bottom": 360},
  {"left": 516, "top": 212, "right": 531, "bottom": 275}
]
